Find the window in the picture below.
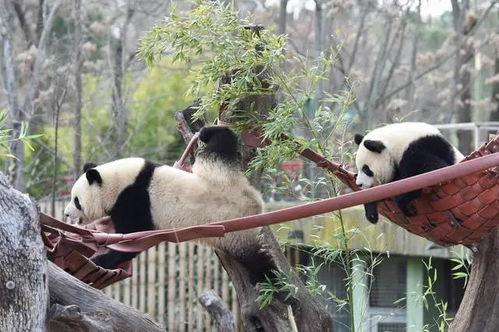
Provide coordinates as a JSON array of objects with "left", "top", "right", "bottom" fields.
[
  {"left": 377, "top": 322, "right": 406, "bottom": 332},
  {"left": 369, "top": 257, "right": 407, "bottom": 308}
]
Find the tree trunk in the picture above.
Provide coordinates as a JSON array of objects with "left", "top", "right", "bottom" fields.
[
  {"left": 72, "top": 0, "right": 83, "bottom": 179},
  {"left": 216, "top": 228, "right": 333, "bottom": 332},
  {"left": 278, "top": 0, "right": 288, "bottom": 35},
  {"left": 405, "top": 0, "right": 421, "bottom": 111},
  {"left": 177, "top": 115, "right": 333, "bottom": 331},
  {"left": 48, "top": 263, "right": 163, "bottom": 332},
  {"left": 451, "top": 0, "right": 474, "bottom": 154},
  {"left": 177, "top": 29, "right": 334, "bottom": 328},
  {"left": 0, "top": 1, "right": 24, "bottom": 190},
  {"left": 449, "top": 230, "right": 499, "bottom": 332},
  {"left": 489, "top": 57, "right": 499, "bottom": 121},
  {"left": 0, "top": 173, "right": 47, "bottom": 331},
  {"left": 314, "top": 0, "right": 324, "bottom": 109},
  {"left": 110, "top": 1, "right": 133, "bottom": 159}
]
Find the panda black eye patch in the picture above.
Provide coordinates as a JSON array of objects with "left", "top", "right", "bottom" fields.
[
  {"left": 74, "top": 196, "right": 82, "bottom": 210},
  {"left": 362, "top": 165, "right": 374, "bottom": 177}
]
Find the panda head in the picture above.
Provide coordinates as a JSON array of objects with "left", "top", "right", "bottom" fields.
[
  {"left": 197, "top": 126, "right": 239, "bottom": 162},
  {"left": 64, "top": 162, "right": 105, "bottom": 224},
  {"left": 354, "top": 133, "right": 395, "bottom": 189}
]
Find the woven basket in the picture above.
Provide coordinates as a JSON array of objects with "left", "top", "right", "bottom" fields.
[{"left": 376, "top": 136, "right": 499, "bottom": 246}]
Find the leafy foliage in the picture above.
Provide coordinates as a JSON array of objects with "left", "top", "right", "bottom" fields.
[
  {"left": 256, "top": 269, "right": 298, "bottom": 309},
  {"left": 139, "top": 0, "right": 354, "bottom": 177},
  {"left": 139, "top": 0, "right": 285, "bottom": 124},
  {"left": 0, "top": 112, "right": 41, "bottom": 159}
]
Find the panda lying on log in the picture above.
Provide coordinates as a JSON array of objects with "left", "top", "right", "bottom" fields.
[
  {"left": 354, "top": 122, "right": 464, "bottom": 224},
  {"left": 64, "top": 126, "right": 273, "bottom": 283}
]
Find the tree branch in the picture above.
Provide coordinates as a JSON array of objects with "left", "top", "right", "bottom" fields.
[
  {"left": 198, "top": 290, "right": 235, "bottom": 332},
  {"left": 48, "top": 262, "right": 163, "bottom": 332}
]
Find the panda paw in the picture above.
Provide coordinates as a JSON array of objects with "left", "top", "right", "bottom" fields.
[
  {"left": 400, "top": 202, "right": 417, "bottom": 217},
  {"left": 364, "top": 203, "right": 379, "bottom": 224},
  {"left": 366, "top": 211, "right": 379, "bottom": 224}
]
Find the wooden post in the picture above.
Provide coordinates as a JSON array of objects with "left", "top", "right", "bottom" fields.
[{"left": 0, "top": 173, "right": 47, "bottom": 331}]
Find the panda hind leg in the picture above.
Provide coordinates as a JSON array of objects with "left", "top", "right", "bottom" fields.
[
  {"left": 396, "top": 147, "right": 452, "bottom": 218},
  {"left": 393, "top": 190, "right": 421, "bottom": 217}
]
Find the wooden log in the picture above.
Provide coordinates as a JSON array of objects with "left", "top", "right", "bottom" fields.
[
  {"left": 449, "top": 230, "right": 499, "bottom": 332},
  {"left": 48, "top": 262, "right": 163, "bottom": 332},
  {"left": 0, "top": 173, "right": 47, "bottom": 331},
  {"left": 199, "top": 290, "right": 235, "bottom": 332}
]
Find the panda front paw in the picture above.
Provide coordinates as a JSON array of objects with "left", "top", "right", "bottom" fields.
[{"left": 364, "top": 203, "right": 379, "bottom": 224}]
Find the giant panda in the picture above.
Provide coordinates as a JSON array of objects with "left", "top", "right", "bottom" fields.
[
  {"left": 354, "top": 122, "right": 464, "bottom": 224},
  {"left": 64, "top": 126, "right": 269, "bottom": 281}
]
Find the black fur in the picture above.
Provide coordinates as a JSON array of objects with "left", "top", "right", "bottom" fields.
[
  {"left": 362, "top": 165, "right": 374, "bottom": 177},
  {"left": 92, "top": 160, "right": 159, "bottom": 269},
  {"left": 365, "top": 135, "right": 457, "bottom": 221},
  {"left": 354, "top": 134, "right": 364, "bottom": 145},
  {"left": 392, "top": 135, "right": 456, "bottom": 216},
  {"left": 83, "top": 162, "right": 98, "bottom": 172},
  {"left": 363, "top": 140, "right": 386, "bottom": 153},
  {"left": 364, "top": 202, "right": 379, "bottom": 224},
  {"left": 86, "top": 169, "right": 102, "bottom": 186},
  {"left": 198, "top": 126, "right": 239, "bottom": 162}
]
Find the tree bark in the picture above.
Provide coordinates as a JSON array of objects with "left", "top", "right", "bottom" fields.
[
  {"left": 451, "top": 0, "right": 474, "bottom": 154},
  {"left": 489, "top": 57, "right": 499, "bottom": 121},
  {"left": 48, "top": 262, "right": 163, "bottom": 332},
  {"left": 0, "top": 173, "right": 47, "bottom": 331},
  {"left": 0, "top": 1, "right": 24, "bottom": 190},
  {"left": 110, "top": 1, "right": 133, "bottom": 159},
  {"left": 216, "top": 228, "right": 333, "bottom": 332},
  {"left": 278, "top": 0, "right": 288, "bottom": 35},
  {"left": 72, "top": 0, "right": 83, "bottom": 179},
  {"left": 405, "top": 0, "right": 421, "bottom": 111},
  {"left": 198, "top": 290, "right": 235, "bottom": 332},
  {"left": 449, "top": 230, "right": 499, "bottom": 332}
]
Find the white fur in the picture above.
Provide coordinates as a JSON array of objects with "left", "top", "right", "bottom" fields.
[
  {"left": 64, "top": 157, "right": 263, "bottom": 254},
  {"left": 355, "top": 122, "right": 464, "bottom": 188}
]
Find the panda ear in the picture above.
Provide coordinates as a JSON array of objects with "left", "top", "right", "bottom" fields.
[
  {"left": 354, "top": 134, "right": 364, "bottom": 145},
  {"left": 363, "top": 140, "right": 386, "bottom": 153},
  {"left": 86, "top": 169, "right": 103, "bottom": 186},
  {"left": 83, "top": 162, "right": 98, "bottom": 172}
]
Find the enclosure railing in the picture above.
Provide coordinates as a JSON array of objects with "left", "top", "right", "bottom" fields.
[{"left": 433, "top": 121, "right": 499, "bottom": 148}]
